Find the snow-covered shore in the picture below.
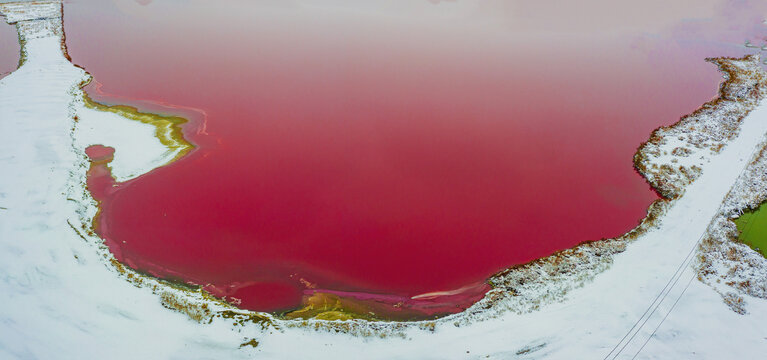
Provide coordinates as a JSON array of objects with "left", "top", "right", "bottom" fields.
[{"left": 1, "top": 1, "right": 767, "bottom": 359}]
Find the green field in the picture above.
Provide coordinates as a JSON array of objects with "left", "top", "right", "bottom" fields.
[{"left": 734, "top": 204, "right": 767, "bottom": 257}]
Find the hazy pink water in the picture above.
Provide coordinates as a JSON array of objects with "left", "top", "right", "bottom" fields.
[
  {"left": 0, "top": 20, "right": 18, "bottom": 79},
  {"left": 3, "top": 0, "right": 766, "bottom": 318}
]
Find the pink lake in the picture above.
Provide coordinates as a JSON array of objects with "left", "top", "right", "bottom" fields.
[{"left": 3, "top": 0, "right": 765, "bottom": 319}]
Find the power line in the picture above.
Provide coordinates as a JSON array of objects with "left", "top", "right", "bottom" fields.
[
  {"left": 606, "top": 115, "right": 766, "bottom": 359},
  {"left": 603, "top": 216, "right": 708, "bottom": 360},
  {"left": 630, "top": 273, "right": 696, "bottom": 360}
]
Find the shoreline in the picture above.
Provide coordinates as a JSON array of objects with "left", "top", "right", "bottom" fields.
[
  {"left": 3, "top": 1, "right": 767, "bottom": 357},
  {"left": 73, "top": 41, "right": 767, "bottom": 331},
  {"left": 6, "top": 0, "right": 765, "bottom": 328}
]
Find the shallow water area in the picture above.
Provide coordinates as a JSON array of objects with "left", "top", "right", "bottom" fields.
[
  {"left": 0, "top": 19, "right": 19, "bottom": 78},
  {"left": 85, "top": 145, "right": 117, "bottom": 201},
  {"left": 51, "top": 0, "right": 767, "bottom": 319}
]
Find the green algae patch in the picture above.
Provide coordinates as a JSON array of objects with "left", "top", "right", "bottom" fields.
[
  {"left": 82, "top": 92, "right": 194, "bottom": 163},
  {"left": 734, "top": 204, "right": 767, "bottom": 257}
]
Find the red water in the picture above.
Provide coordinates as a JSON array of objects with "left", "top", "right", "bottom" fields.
[{"left": 5, "top": 1, "right": 766, "bottom": 318}]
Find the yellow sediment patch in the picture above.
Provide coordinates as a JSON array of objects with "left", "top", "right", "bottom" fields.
[
  {"left": 16, "top": 28, "right": 26, "bottom": 67},
  {"left": 81, "top": 92, "right": 195, "bottom": 163},
  {"left": 239, "top": 339, "right": 260, "bottom": 348},
  {"left": 284, "top": 292, "right": 379, "bottom": 322}
]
